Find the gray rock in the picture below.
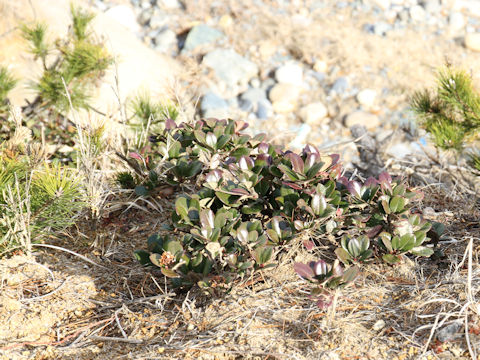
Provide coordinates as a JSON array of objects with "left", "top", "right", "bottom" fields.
[
  {"left": 330, "top": 77, "right": 349, "bottom": 96},
  {"left": 261, "top": 78, "right": 276, "bottom": 93},
  {"left": 183, "top": 24, "right": 224, "bottom": 52},
  {"left": 154, "top": 28, "right": 177, "bottom": 54},
  {"left": 256, "top": 99, "right": 273, "bottom": 119},
  {"left": 149, "top": 11, "right": 169, "bottom": 30},
  {"left": 436, "top": 320, "right": 463, "bottom": 343},
  {"left": 240, "top": 88, "right": 267, "bottom": 112},
  {"left": 201, "top": 91, "right": 229, "bottom": 118},
  {"left": 138, "top": 9, "right": 153, "bottom": 26},
  {"left": 386, "top": 142, "right": 412, "bottom": 159},
  {"left": 203, "top": 49, "right": 258, "bottom": 90},
  {"left": 374, "top": 22, "right": 392, "bottom": 36}
]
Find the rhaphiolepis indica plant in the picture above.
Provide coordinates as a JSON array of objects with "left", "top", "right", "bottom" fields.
[{"left": 121, "top": 116, "right": 439, "bottom": 305}]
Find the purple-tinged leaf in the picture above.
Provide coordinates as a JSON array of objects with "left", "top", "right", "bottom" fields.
[
  {"left": 256, "top": 153, "right": 272, "bottom": 166},
  {"left": 311, "top": 260, "right": 329, "bottom": 276},
  {"left": 229, "top": 188, "right": 250, "bottom": 196},
  {"left": 238, "top": 156, "right": 254, "bottom": 170},
  {"left": 258, "top": 142, "right": 269, "bottom": 154},
  {"left": 378, "top": 171, "right": 392, "bottom": 184},
  {"left": 234, "top": 120, "right": 248, "bottom": 133},
  {"left": 303, "top": 144, "right": 320, "bottom": 156},
  {"left": 165, "top": 118, "right": 177, "bottom": 130},
  {"left": 129, "top": 152, "right": 143, "bottom": 161},
  {"left": 347, "top": 181, "right": 362, "bottom": 197},
  {"left": 364, "top": 177, "right": 379, "bottom": 187},
  {"left": 294, "top": 262, "right": 314, "bottom": 279},
  {"left": 286, "top": 153, "right": 305, "bottom": 174},
  {"left": 329, "top": 154, "right": 340, "bottom": 166},
  {"left": 206, "top": 169, "right": 223, "bottom": 183},
  {"left": 303, "top": 239, "right": 315, "bottom": 250},
  {"left": 366, "top": 225, "right": 383, "bottom": 239},
  {"left": 317, "top": 297, "right": 333, "bottom": 310},
  {"left": 282, "top": 181, "right": 302, "bottom": 190},
  {"left": 305, "top": 153, "right": 320, "bottom": 170}
]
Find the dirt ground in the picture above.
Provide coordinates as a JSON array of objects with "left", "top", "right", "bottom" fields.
[{"left": 2, "top": 1, "right": 480, "bottom": 359}]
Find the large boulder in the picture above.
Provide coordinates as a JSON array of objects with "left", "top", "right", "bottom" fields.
[{"left": 0, "top": 0, "right": 180, "bottom": 114}]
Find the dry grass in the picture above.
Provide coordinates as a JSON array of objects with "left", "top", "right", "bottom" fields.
[{"left": 1, "top": 177, "right": 480, "bottom": 360}]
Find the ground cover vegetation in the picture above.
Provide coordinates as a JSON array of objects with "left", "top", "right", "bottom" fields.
[{"left": 1, "top": 4, "right": 479, "bottom": 359}]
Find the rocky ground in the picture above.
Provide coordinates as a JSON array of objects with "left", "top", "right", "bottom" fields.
[
  {"left": 2, "top": 0, "right": 480, "bottom": 359},
  {"left": 98, "top": 0, "right": 480, "bottom": 167}
]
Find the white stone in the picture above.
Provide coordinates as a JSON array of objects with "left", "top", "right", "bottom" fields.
[
  {"left": 448, "top": 12, "right": 466, "bottom": 33},
  {"left": 465, "top": 33, "right": 480, "bottom": 52},
  {"left": 269, "top": 84, "right": 301, "bottom": 113},
  {"left": 275, "top": 63, "right": 304, "bottom": 86},
  {"left": 344, "top": 111, "right": 380, "bottom": 129},
  {"left": 356, "top": 89, "right": 377, "bottom": 108},
  {"left": 313, "top": 60, "right": 327, "bottom": 73},
  {"left": 105, "top": 5, "right": 141, "bottom": 33},
  {"left": 409, "top": 5, "right": 426, "bottom": 22},
  {"left": 158, "top": 0, "right": 182, "bottom": 9},
  {"left": 373, "top": 319, "right": 386, "bottom": 331},
  {"left": 299, "top": 102, "right": 328, "bottom": 125},
  {"left": 372, "top": 0, "right": 391, "bottom": 10}
]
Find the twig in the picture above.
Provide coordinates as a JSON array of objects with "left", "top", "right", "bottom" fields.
[
  {"left": 87, "top": 335, "right": 144, "bottom": 344},
  {"left": 31, "top": 243, "right": 107, "bottom": 269}
]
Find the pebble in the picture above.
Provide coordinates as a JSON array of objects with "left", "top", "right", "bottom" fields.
[
  {"left": 372, "top": 0, "right": 391, "bottom": 10},
  {"left": 269, "top": 84, "right": 302, "bottom": 113},
  {"left": 275, "top": 62, "right": 304, "bottom": 86},
  {"left": 386, "top": 142, "right": 412, "bottom": 159},
  {"left": 448, "top": 12, "right": 465, "bottom": 33},
  {"left": 201, "top": 91, "right": 230, "bottom": 119},
  {"left": 313, "top": 59, "right": 328, "bottom": 73},
  {"left": 240, "top": 88, "right": 267, "bottom": 112},
  {"left": 344, "top": 111, "right": 380, "bottom": 129},
  {"left": 105, "top": 5, "right": 140, "bottom": 33},
  {"left": 436, "top": 320, "right": 463, "bottom": 342},
  {"left": 299, "top": 102, "right": 329, "bottom": 125},
  {"left": 409, "top": 5, "right": 426, "bottom": 22},
  {"left": 330, "top": 77, "right": 349, "bottom": 96},
  {"left": 256, "top": 99, "right": 273, "bottom": 119},
  {"left": 464, "top": 33, "right": 480, "bottom": 52},
  {"left": 154, "top": 28, "right": 178, "bottom": 53},
  {"left": 183, "top": 24, "right": 224, "bottom": 52},
  {"left": 157, "top": 0, "right": 182, "bottom": 9},
  {"left": 356, "top": 89, "right": 377, "bottom": 108},
  {"left": 373, "top": 319, "right": 386, "bottom": 331},
  {"left": 203, "top": 49, "right": 258, "bottom": 93},
  {"left": 149, "top": 11, "right": 169, "bottom": 30}
]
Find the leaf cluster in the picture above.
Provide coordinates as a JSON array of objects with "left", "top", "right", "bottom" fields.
[{"left": 121, "top": 117, "right": 438, "bottom": 296}]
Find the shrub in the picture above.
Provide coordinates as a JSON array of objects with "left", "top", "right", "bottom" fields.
[
  {"left": 411, "top": 66, "right": 480, "bottom": 174},
  {"left": 125, "top": 116, "right": 437, "bottom": 302}
]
